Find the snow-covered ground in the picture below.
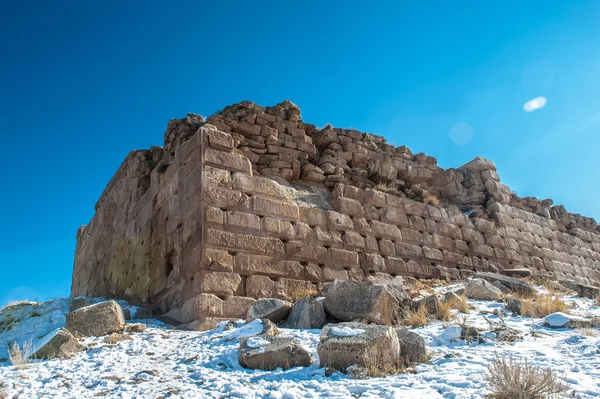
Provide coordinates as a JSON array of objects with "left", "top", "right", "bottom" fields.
[{"left": 1, "top": 287, "right": 599, "bottom": 399}]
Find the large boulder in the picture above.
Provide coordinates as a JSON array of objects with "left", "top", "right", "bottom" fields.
[
  {"left": 246, "top": 298, "right": 292, "bottom": 324},
  {"left": 472, "top": 272, "right": 535, "bottom": 296},
  {"left": 411, "top": 294, "right": 440, "bottom": 315},
  {"left": 66, "top": 300, "right": 125, "bottom": 337},
  {"left": 239, "top": 335, "right": 312, "bottom": 370},
  {"left": 69, "top": 297, "right": 92, "bottom": 313},
  {"left": 504, "top": 298, "right": 523, "bottom": 315},
  {"left": 322, "top": 279, "right": 408, "bottom": 325},
  {"left": 464, "top": 278, "right": 503, "bottom": 301},
  {"left": 395, "top": 328, "right": 427, "bottom": 365},
  {"left": 317, "top": 322, "right": 400, "bottom": 372},
  {"left": 286, "top": 296, "right": 326, "bottom": 329},
  {"left": 543, "top": 312, "right": 592, "bottom": 329},
  {"left": 32, "top": 328, "right": 85, "bottom": 360}
]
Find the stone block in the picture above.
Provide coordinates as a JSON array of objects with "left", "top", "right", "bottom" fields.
[
  {"left": 205, "top": 148, "right": 252, "bottom": 174},
  {"left": 226, "top": 211, "right": 261, "bottom": 230},
  {"left": 327, "top": 211, "right": 354, "bottom": 231},
  {"left": 207, "top": 129, "right": 234, "bottom": 151},
  {"left": 343, "top": 231, "right": 366, "bottom": 250},
  {"left": 206, "top": 228, "right": 285, "bottom": 255},
  {"left": 299, "top": 206, "right": 328, "bottom": 227},
  {"left": 395, "top": 242, "right": 423, "bottom": 259},
  {"left": 232, "top": 173, "right": 288, "bottom": 198},
  {"left": 370, "top": 221, "right": 402, "bottom": 239},
  {"left": 333, "top": 197, "right": 364, "bottom": 217},
  {"left": 253, "top": 195, "right": 299, "bottom": 220},
  {"left": 196, "top": 271, "right": 242, "bottom": 296},
  {"left": 329, "top": 248, "right": 360, "bottom": 267}
]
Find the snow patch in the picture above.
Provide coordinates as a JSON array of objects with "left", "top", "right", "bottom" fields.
[
  {"left": 330, "top": 326, "right": 364, "bottom": 337},
  {"left": 246, "top": 336, "right": 270, "bottom": 348},
  {"left": 434, "top": 325, "right": 462, "bottom": 344}
]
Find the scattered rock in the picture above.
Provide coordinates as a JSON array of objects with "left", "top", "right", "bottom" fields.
[
  {"left": 246, "top": 298, "right": 292, "bottom": 324},
  {"left": 492, "top": 309, "right": 508, "bottom": 318},
  {"left": 66, "top": 300, "right": 125, "bottom": 337},
  {"left": 286, "top": 296, "right": 326, "bottom": 329},
  {"left": 543, "top": 313, "right": 592, "bottom": 329},
  {"left": 472, "top": 272, "right": 535, "bottom": 296},
  {"left": 464, "top": 279, "right": 503, "bottom": 301},
  {"left": 434, "top": 325, "right": 462, "bottom": 343},
  {"left": 69, "top": 297, "right": 91, "bottom": 313},
  {"left": 322, "top": 279, "right": 408, "bottom": 325},
  {"left": 395, "top": 328, "right": 427, "bottom": 365},
  {"left": 124, "top": 323, "right": 147, "bottom": 333},
  {"left": 317, "top": 322, "right": 400, "bottom": 372},
  {"left": 504, "top": 298, "right": 522, "bottom": 315},
  {"left": 104, "top": 333, "right": 132, "bottom": 345},
  {"left": 461, "top": 326, "right": 484, "bottom": 343},
  {"left": 491, "top": 281, "right": 511, "bottom": 295},
  {"left": 411, "top": 294, "right": 440, "bottom": 315},
  {"left": 500, "top": 268, "right": 532, "bottom": 278},
  {"left": 444, "top": 291, "right": 460, "bottom": 302},
  {"left": 239, "top": 335, "right": 312, "bottom": 370},
  {"left": 31, "top": 328, "right": 85, "bottom": 360}
]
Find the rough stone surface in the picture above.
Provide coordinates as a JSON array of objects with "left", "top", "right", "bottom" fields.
[
  {"left": 69, "top": 297, "right": 91, "bottom": 313},
  {"left": 66, "top": 300, "right": 125, "bottom": 337},
  {"left": 504, "top": 298, "right": 522, "bottom": 315},
  {"left": 322, "top": 279, "right": 402, "bottom": 325},
  {"left": 239, "top": 335, "right": 312, "bottom": 370},
  {"left": 317, "top": 322, "right": 400, "bottom": 372},
  {"left": 395, "top": 328, "right": 427, "bottom": 365},
  {"left": 71, "top": 100, "right": 600, "bottom": 323},
  {"left": 472, "top": 272, "right": 535, "bottom": 296},
  {"left": 32, "top": 328, "right": 85, "bottom": 360},
  {"left": 286, "top": 296, "right": 326, "bottom": 329},
  {"left": 464, "top": 279, "right": 503, "bottom": 301},
  {"left": 246, "top": 298, "right": 292, "bottom": 324},
  {"left": 412, "top": 294, "right": 440, "bottom": 315}
]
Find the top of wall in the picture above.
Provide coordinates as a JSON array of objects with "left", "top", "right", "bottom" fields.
[{"left": 94, "top": 100, "right": 600, "bottom": 237}]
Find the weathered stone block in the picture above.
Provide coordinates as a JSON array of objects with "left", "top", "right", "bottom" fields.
[{"left": 205, "top": 148, "right": 252, "bottom": 174}]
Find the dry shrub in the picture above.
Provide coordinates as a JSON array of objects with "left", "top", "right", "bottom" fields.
[
  {"left": 8, "top": 341, "right": 33, "bottom": 368},
  {"left": 485, "top": 353, "right": 570, "bottom": 399},
  {"left": 405, "top": 306, "right": 427, "bottom": 328},
  {"left": 426, "top": 194, "right": 440, "bottom": 206},
  {"left": 451, "top": 295, "right": 470, "bottom": 314},
  {"left": 291, "top": 289, "right": 319, "bottom": 301},
  {"left": 103, "top": 333, "right": 132, "bottom": 345},
  {"left": 436, "top": 300, "right": 454, "bottom": 322},
  {"left": 0, "top": 379, "right": 6, "bottom": 399},
  {"left": 521, "top": 295, "right": 567, "bottom": 318}
]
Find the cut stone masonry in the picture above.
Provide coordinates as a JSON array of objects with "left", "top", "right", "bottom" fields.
[{"left": 71, "top": 100, "right": 600, "bottom": 329}]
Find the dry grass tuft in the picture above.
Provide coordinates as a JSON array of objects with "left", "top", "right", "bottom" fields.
[
  {"left": 521, "top": 295, "right": 567, "bottom": 318},
  {"left": 426, "top": 194, "right": 440, "bottom": 206},
  {"left": 1, "top": 300, "right": 36, "bottom": 312},
  {"left": 291, "top": 289, "right": 319, "bottom": 301},
  {"left": 405, "top": 306, "right": 428, "bottom": 328},
  {"left": 364, "top": 363, "right": 410, "bottom": 378},
  {"left": 436, "top": 300, "right": 454, "bottom": 322},
  {"left": 0, "top": 379, "right": 6, "bottom": 399},
  {"left": 8, "top": 341, "right": 33, "bottom": 368},
  {"left": 451, "top": 295, "right": 470, "bottom": 314},
  {"left": 103, "top": 333, "right": 132, "bottom": 345},
  {"left": 485, "top": 353, "right": 570, "bottom": 399}
]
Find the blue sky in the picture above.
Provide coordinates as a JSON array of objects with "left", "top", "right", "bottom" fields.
[{"left": 1, "top": 1, "right": 599, "bottom": 305}]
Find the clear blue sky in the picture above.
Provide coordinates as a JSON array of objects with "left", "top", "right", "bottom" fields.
[{"left": 1, "top": 1, "right": 599, "bottom": 305}]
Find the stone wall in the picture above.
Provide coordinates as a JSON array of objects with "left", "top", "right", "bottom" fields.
[{"left": 71, "top": 100, "right": 600, "bottom": 329}]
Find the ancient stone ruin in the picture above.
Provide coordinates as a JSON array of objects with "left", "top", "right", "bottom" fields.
[{"left": 71, "top": 100, "right": 600, "bottom": 329}]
